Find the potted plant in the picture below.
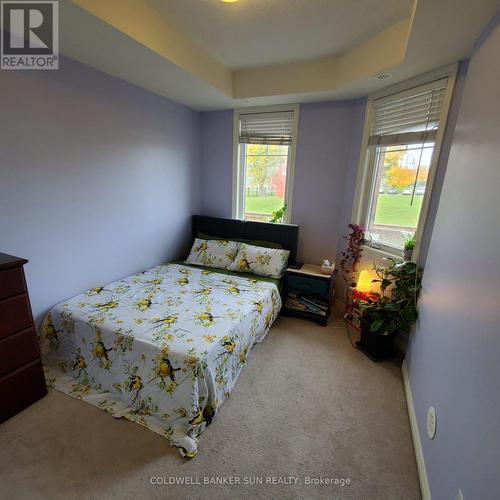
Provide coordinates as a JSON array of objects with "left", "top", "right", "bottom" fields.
[
  {"left": 270, "top": 204, "right": 287, "bottom": 223},
  {"left": 340, "top": 223, "right": 366, "bottom": 287},
  {"left": 357, "top": 258, "right": 423, "bottom": 361},
  {"left": 402, "top": 234, "right": 416, "bottom": 261}
]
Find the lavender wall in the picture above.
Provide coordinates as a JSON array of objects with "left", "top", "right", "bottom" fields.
[
  {"left": 405, "top": 12, "right": 500, "bottom": 500},
  {"left": 199, "top": 100, "right": 367, "bottom": 268},
  {"left": 197, "top": 80, "right": 467, "bottom": 281},
  {"left": 292, "top": 99, "right": 366, "bottom": 265},
  {"left": 200, "top": 110, "right": 234, "bottom": 217},
  {"left": 0, "top": 57, "right": 201, "bottom": 324},
  {"left": 417, "top": 60, "right": 469, "bottom": 265}
]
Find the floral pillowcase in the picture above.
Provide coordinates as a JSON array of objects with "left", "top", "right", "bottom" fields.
[
  {"left": 228, "top": 243, "right": 290, "bottom": 278},
  {"left": 185, "top": 238, "right": 239, "bottom": 270}
]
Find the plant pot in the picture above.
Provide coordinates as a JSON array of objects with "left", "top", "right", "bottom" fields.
[
  {"left": 356, "top": 318, "right": 397, "bottom": 361},
  {"left": 403, "top": 248, "right": 413, "bottom": 261}
]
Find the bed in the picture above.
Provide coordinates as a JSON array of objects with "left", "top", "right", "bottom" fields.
[{"left": 40, "top": 216, "right": 299, "bottom": 457}]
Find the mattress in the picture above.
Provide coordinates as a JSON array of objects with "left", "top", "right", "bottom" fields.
[{"left": 40, "top": 263, "right": 281, "bottom": 457}]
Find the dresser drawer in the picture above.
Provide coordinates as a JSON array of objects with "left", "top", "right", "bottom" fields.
[
  {"left": 0, "top": 294, "right": 33, "bottom": 339},
  {"left": 0, "top": 266, "right": 26, "bottom": 300},
  {"left": 0, "top": 360, "right": 47, "bottom": 423},
  {"left": 0, "top": 327, "right": 40, "bottom": 377}
]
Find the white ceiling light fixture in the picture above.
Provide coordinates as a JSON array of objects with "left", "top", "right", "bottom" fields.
[{"left": 220, "top": 0, "right": 239, "bottom": 3}]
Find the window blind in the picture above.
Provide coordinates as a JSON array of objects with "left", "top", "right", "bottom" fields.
[
  {"left": 368, "top": 78, "right": 448, "bottom": 146},
  {"left": 239, "top": 111, "right": 294, "bottom": 145}
]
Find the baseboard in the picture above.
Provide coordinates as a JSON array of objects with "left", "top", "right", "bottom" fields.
[{"left": 402, "top": 360, "right": 432, "bottom": 500}]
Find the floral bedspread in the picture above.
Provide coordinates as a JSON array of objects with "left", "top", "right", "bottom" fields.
[{"left": 40, "top": 263, "right": 281, "bottom": 457}]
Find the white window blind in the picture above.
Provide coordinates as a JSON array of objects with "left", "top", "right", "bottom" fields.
[
  {"left": 368, "top": 78, "right": 448, "bottom": 146},
  {"left": 239, "top": 111, "right": 294, "bottom": 145}
]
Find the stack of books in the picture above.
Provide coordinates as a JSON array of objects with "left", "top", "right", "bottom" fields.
[
  {"left": 285, "top": 292, "right": 328, "bottom": 316},
  {"left": 344, "top": 286, "right": 378, "bottom": 330}
]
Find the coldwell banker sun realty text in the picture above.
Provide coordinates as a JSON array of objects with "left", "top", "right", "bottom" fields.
[{"left": 1, "top": 0, "right": 58, "bottom": 69}]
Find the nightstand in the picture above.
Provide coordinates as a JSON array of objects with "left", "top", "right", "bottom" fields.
[{"left": 282, "top": 264, "right": 337, "bottom": 326}]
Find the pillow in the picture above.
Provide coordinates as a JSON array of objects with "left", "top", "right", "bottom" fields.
[
  {"left": 186, "top": 238, "right": 239, "bottom": 270},
  {"left": 197, "top": 231, "right": 283, "bottom": 250},
  {"left": 228, "top": 243, "right": 290, "bottom": 278}
]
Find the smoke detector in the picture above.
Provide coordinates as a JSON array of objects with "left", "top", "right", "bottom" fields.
[{"left": 374, "top": 73, "right": 392, "bottom": 80}]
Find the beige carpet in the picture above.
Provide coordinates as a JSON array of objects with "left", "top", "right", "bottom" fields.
[{"left": 0, "top": 313, "right": 420, "bottom": 500}]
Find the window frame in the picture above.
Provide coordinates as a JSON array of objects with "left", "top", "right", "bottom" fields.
[
  {"left": 351, "top": 64, "right": 458, "bottom": 261},
  {"left": 232, "top": 104, "right": 299, "bottom": 224}
]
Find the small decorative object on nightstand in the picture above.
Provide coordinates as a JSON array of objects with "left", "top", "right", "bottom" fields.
[
  {"left": 282, "top": 263, "right": 337, "bottom": 326},
  {"left": 0, "top": 252, "right": 47, "bottom": 423},
  {"left": 320, "top": 259, "right": 335, "bottom": 274}
]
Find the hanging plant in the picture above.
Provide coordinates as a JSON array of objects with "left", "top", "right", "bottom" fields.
[{"left": 340, "top": 224, "right": 366, "bottom": 286}]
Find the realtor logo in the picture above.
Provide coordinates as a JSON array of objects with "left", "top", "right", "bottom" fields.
[{"left": 1, "top": 1, "right": 58, "bottom": 69}]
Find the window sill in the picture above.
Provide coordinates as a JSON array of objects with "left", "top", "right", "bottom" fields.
[{"left": 361, "top": 245, "right": 403, "bottom": 262}]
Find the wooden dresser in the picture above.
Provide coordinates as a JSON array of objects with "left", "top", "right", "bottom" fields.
[{"left": 0, "top": 252, "right": 47, "bottom": 423}]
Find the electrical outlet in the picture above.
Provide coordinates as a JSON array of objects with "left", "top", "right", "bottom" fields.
[
  {"left": 456, "top": 488, "right": 465, "bottom": 500},
  {"left": 427, "top": 406, "right": 436, "bottom": 439}
]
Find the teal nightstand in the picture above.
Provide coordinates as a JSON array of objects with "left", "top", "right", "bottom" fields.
[{"left": 282, "top": 264, "right": 337, "bottom": 326}]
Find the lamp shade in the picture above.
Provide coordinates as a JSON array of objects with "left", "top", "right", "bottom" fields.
[{"left": 356, "top": 270, "right": 372, "bottom": 293}]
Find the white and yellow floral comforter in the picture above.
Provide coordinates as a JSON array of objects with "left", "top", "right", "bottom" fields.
[{"left": 40, "top": 263, "right": 281, "bottom": 457}]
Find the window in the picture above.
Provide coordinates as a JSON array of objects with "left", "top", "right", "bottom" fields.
[
  {"left": 233, "top": 107, "right": 298, "bottom": 223},
  {"left": 353, "top": 67, "right": 456, "bottom": 258}
]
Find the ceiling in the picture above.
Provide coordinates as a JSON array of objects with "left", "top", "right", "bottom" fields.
[
  {"left": 59, "top": 0, "right": 500, "bottom": 110},
  {"left": 148, "top": 0, "right": 413, "bottom": 69}
]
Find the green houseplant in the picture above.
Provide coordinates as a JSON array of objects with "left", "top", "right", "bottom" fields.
[
  {"left": 270, "top": 204, "right": 287, "bottom": 223},
  {"left": 402, "top": 234, "right": 416, "bottom": 261},
  {"left": 358, "top": 258, "right": 423, "bottom": 361}
]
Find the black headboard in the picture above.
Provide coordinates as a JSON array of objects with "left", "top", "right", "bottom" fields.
[{"left": 192, "top": 215, "right": 299, "bottom": 266}]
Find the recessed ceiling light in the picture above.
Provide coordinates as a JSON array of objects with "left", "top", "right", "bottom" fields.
[
  {"left": 374, "top": 73, "right": 392, "bottom": 80},
  {"left": 221, "top": 0, "right": 239, "bottom": 3}
]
